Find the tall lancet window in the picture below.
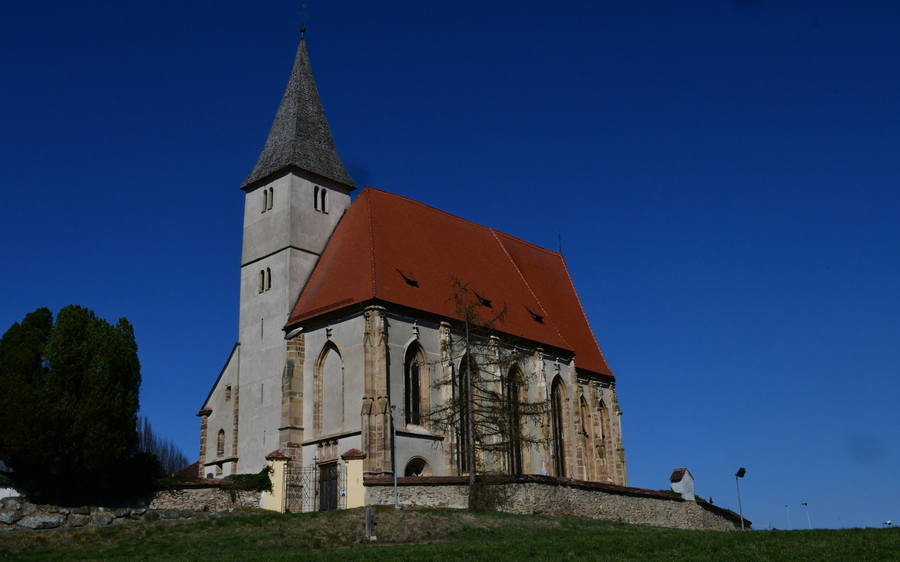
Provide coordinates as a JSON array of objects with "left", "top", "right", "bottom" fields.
[
  {"left": 404, "top": 344, "right": 425, "bottom": 426},
  {"left": 267, "top": 187, "right": 273, "bottom": 210},
  {"left": 550, "top": 379, "right": 566, "bottom": 477},
  {"left": 506, "top": 367, "right": 524, "bottom": 476},
  {"left": 217, "top": 429, "right": 225, "bottom": 458},
  {"left": 579, "top": 396, "right": 592, "bottom": 480},
  {"left": 455, "top": 354, "right": 476, "bottom": 474}
]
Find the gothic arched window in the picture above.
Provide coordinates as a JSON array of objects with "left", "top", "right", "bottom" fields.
[
  {"left": 579, "top": 395, "right": 592, "bottom": 480},
  {"left": 598, "top": 399, "right": 610, "bottom": 460},
  {"left": 506, "top": 367, "right": 524, "bottom": 475},
  {"left": 314, "top": 344, "right": 343, "bottom": 436},
  {"left": 455, "top": 354, "right": 476, "bottom": 474},
  {"left": 404, "top": 344, "right": 425, "bottom": 426},
  {"left": 217, "top": 429, "right": 225, "bottom": 458},
  {"left": 550, "top": 379, "right": 566, "bottom": 477},
  {"left": 580, "top": 396, "right": 591, "bottom": 440}
]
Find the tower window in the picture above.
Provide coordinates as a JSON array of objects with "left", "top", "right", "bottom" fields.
[
  {"left": 267, "top": 187, "right": 273, "bottom": 210},
  {"left": 259, "top": 269, "right": 272, "bottom": 293},
  {"left": 225, "top": 385, "right": 232, "bottom": 401},
  {"left": 217, "top": 429, "right": 225, "bottom": 458},
  {"left": 314, "top": 186, "right": 328, "bottom": 213}
]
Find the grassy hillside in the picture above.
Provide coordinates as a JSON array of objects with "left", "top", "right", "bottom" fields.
[{"left": 1, "top": 508, "right": 897, "bottom": 561}]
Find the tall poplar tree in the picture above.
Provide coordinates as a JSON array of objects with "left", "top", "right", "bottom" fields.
[{"left": 0, "top": 305, "right": 158, "bottom": 504}]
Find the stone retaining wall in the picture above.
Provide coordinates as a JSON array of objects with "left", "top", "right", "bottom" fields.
[
  {"left": 151, "top": 486, "right": 259, "bottom": 512},
  {"left": 365, "top": 475, "right": 746, "bottom": 531},
  {"left": 0, "top": 484, "right": 261, "bottom": 533}
]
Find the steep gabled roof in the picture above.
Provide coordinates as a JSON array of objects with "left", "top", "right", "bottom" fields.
[
  {"left": 287, "top": 188, "right": 613, "bottom": 377},
  {"left": 241, "top": 38, "right": 355, "bottom": 190}
]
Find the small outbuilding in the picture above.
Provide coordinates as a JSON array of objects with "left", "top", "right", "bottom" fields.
[{"left": 670, "top": 468, "right": 695, "bottom": 501}]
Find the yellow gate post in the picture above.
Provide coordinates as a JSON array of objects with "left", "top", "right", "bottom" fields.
[
  {"left": 341, "top": 449, "right": 367, "bottom": 509},
  {"left": 263, "top": 450, "right": 290, "bottom": 512}
]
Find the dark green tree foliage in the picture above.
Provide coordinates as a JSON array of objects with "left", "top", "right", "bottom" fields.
[{"left": 0, "top": 306, "right": 161, "bottom": 504}]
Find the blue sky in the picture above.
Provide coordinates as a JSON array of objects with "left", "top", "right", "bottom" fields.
[{"left": 2, "top": 1, "right": 898, "bottom": 529}]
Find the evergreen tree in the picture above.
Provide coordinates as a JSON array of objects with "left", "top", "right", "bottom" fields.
[{"left": 0, "top": 305, "right": 160, "bottom": 504}]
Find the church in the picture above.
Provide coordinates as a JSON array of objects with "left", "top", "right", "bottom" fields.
[{"left": 198, "top": 32, "right": 627, "bottom": 506}]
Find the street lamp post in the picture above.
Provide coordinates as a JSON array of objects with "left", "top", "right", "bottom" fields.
[
  {"left": 735, "top": 468, "right": 746, "bottom": 531},
  {"left": 801, "top": 503, "right": 810, "bottom": 529}
]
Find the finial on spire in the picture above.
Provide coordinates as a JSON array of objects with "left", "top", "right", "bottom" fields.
[{"left": 299, "top": 4, "right": 308, "bottom": 37}]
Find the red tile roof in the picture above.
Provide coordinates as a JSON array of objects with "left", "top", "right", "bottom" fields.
[
  {"left": 670, "top": 468, "right": 689, "bottom": 482},
  {"left": 341, "top": 448, "right": 367, "bottom": 460},
  {"left": 287, "top": 188, "right": 613, "bottom": 377}
]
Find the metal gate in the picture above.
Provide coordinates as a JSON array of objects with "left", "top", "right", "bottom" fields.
[{"left": 284, "top": 463, "right": 345, "bottom": 513}]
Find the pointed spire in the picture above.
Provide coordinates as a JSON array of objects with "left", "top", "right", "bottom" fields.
[{"left": 241, "top": 38, "right": 356, "bottom": 190}]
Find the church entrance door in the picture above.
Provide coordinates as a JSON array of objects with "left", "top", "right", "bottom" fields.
[{"left": 318, "top": 462, "right": 339, "bottom": 511}]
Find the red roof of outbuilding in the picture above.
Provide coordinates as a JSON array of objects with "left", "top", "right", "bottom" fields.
[{"left": 287, "top": 188, "right": 613, "bottom": 377}]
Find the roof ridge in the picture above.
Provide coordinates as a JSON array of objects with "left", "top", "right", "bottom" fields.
[
  {"left": 366, "top": 187, "right": 561, "bottom": 257},
  {"left": 556, "top": 254, "right": 613, "bottom": 376},
  {"left": 489, "top": 229, "right": 574, "bottom": 352},
  {"left": 364, "top": 188, "right": 378, "bottom": 297}
]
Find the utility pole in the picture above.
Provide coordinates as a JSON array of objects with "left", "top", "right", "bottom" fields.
[
  {"left": 801, "top": 503, "right": 810, "bottom": 529},
  {"left": 785, "top": 505, "right": 791, "bottom": 530}
]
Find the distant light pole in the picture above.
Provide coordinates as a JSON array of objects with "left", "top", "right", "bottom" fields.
[
  {"left": 801, "top": 503, "right": 811, "bottom": 529},
  {"left": 735, "top": 468, "right": 746, "bottom": 531},
  {"left": 785, "top": 505, "right": 791, "bottom": 530}
]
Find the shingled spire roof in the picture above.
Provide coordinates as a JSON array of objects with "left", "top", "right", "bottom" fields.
[{"left": 241, "top": 38, "right": 356, "bottom": 190}]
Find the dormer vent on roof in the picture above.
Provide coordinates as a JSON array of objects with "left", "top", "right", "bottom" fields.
[
  {"left": 526, "top": 307, "right": 544, "bottom": 323},
  {"left": 395, "top": 268, "right": 419, "bottom": 288},
  {"left": 241, "top": 38, "right": 356, "bottom": 190}
]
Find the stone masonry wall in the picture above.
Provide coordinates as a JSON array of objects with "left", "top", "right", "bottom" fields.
[
  {"left": 0, "top": 486, "right": 260, "bottom": 533},
  {"left": 365, "top": 476, "right": 744, "bottom": 531}
]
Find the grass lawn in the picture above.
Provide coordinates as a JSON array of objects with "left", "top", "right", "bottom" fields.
[{"left": 1, "top": 508, "right": 897, "bottom": 561}]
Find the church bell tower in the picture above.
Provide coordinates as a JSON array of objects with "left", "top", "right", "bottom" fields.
[{"left": 235, "top": 34, "right": 356, "bottom": 471}]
